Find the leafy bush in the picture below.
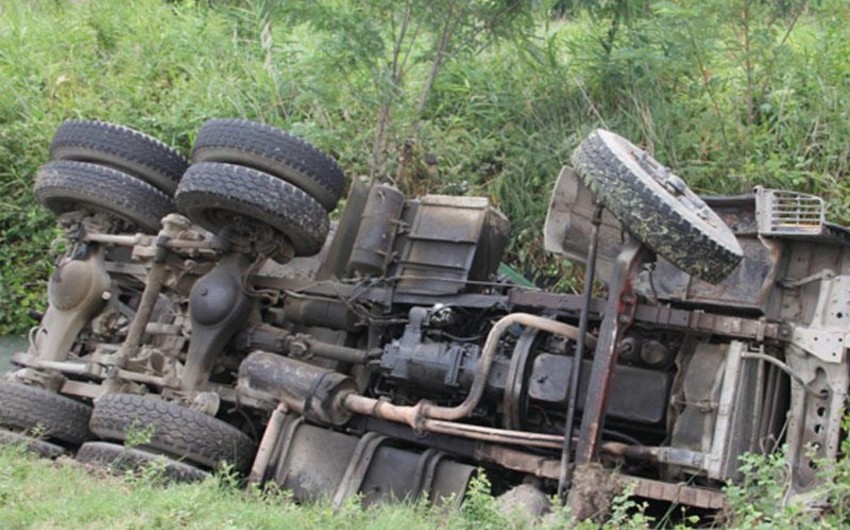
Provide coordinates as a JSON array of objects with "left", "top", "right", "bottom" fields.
[{"left": 3, "top": 0, "right": 850, "bottom": 333}]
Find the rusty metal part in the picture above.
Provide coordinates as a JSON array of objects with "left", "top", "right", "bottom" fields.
[
  {"left": 423, "top": 419, "right": 564, "bottom": 448},
  {"left": 357, "top": 414, "right": 724, "bottom": 510},
  {"left": 291, "top": 335, "right": 375, "bottom": 365},
  {"left": 254, "top": 274, "right": 508, "bottom": 309},
  {"left": 356, "top": 415, "right": 583, "bottom": 475},
  {"left": 475, "top": 444, "right": 560, "bottom": 478},
  {"left": 11, "top": 352, "right": 175, "bottom": 393},
  {"left": 575, "top": 239, "right": 647, "bottom": 465},
  {"left": 83, "top": 233, "right": 215, "bottom": 254},
  {"left": 564, "top": 455, "right": 729, "bottom": 511},
  {"left": 559, "top": 203, "right": 603, "bottom": 498},
  {"left": 238, "top": 352, "right": 357, "bottom": 425},
  {"left": 113, "top": 259, "right": 168, "bottom": 365},
  {"left": 343, "top": 394, "right": 425, "bottom": 429},
  {"left": 11, "top": 355, "right": 90, "bottom": 376},
  {"left": 601, "top": 441, "right": 706, "bottom": 467},
  {"left": 256, "top": 274, "right": 783, "bottom": 341},
  {"left": 113, "top": 215, "right": 191, "bottom": 366},
  {"left": 508, "top": 290, "right": 782, "bottom": 341},
  {"left": 248, "top": 403, "right": 289, "bottom": 485},
  {"left": 235, "top": 324, "right": 374, "bottom": 365},
  {"left": 622, "top": 476, "right": 727, "bottom": 510},
  {"left": 344, "top": 394, "right": 564, "bottom": 449}
]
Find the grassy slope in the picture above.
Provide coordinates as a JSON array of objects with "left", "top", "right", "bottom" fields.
[
  {"left": 0, "top": 445, "right": 595, "bottom": 530},
  {"left": 2, "top": 442, "right": 849, "bottom": 530},
  {"left": 0, "top": 447, "right": 457, "bottom": 530},
  {"left": 3, "top": 1, "right": 850, "bottom": 333}
]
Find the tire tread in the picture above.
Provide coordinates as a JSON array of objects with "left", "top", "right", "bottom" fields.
[
  {"left": 192, "top": 118, "right": 344, "bottom": 210},
  {"left": 571, "top": 131, "right": 742, "bottom": 283},
  {"left": 176, "top": 162, "right": 329, "bottom": 256},
  {"left": 0, "top": 382, "right": 92, "bottom": 445},
  {"left": 51, "top": 120, "right": 188, "bottom": 195},
  {"left": 89, "top": 394, "right": 255, "bottom": 472},
  {"left": 34, "top": 160, "right": 175, "bottom": 233}
]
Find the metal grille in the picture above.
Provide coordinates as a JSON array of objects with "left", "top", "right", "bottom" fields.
[{"left": 756, "top": 187, "right": 825, "bottom": 235}]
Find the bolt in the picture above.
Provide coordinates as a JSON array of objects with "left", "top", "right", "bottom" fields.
[
  {"left": 618, "top": 337, "right": 639, "bottom": 362},
  {"left": 289, "top": 340, "right": 308, "bottom": 357},
  {"left": 101, "top": 291, "right": 112, "bottom": 301}
]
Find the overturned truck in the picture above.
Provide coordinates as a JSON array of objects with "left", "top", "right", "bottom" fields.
[{"left": 3, "top": 120, "right": 847, "bottom": 518}]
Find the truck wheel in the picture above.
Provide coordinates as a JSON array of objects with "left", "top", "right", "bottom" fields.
[
  {"left": 0, "top": 381, "right": 92, "bottom": 446},
  {"left": 175, "top": 162, "right": 329, "bottom": 257},
  {"left": 89, "top": 394, "right": 256, "bottom": 472},
  {"left": 76, "top": 441, "right": 210, "bottom": 483},
  {"left": 50, "top": 120, "right": 189, "bottom": 195},
  {"left": 571, "top": 129, "right": 742, "bottom": 284},
  {"left": 0, "top": 428, "right": 67, "bottom": 458},
  {"left": 191, "top": 119, "right": 345, "bottom": 211},
  {"left": 34, "top": 160, "right": 175, "bottom": 233}
]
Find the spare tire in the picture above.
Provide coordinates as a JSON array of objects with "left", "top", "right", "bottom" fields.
[
  {"left": 175, "top": 162, "right": 329, "bottom": 257},
  {"left": 50, "top": 120, "right": 188, "bottom": 195},
  {"left": 191, "top": 119, "right": 345, "bottom": 210},
  {"left": 571, "top": 129, "right": 742, "bottom": 284},
  {"left": 34, "top": 161, "right": 174, "bottom": 233}
]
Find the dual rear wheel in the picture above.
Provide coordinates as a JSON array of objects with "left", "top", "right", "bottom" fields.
[
  {"left": 36, "top": 120, "right": 187, "bottom": 233},
  {"left": 176, "top": 119, "right": 346, "bottom": 259}
]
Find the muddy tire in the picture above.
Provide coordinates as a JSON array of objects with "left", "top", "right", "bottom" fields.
[
  {"left": 50, "top": 120, "right": 188, "bottom": 195},
  {"left": 0, "top": 381, "right": 92, "bottom": 445},
  {"left": 34, "top": 161, "right": 175, "bottom": 233},
  {"left": 0, "top": 428, "right": 67, "bottom": 458},
  {"left": 89, "top": 394, "right": 256, "bottom": 472},
  {"left": 191, "top": 119, "right": 345, "bottom": 210},
  {"left": 571, "top": 129, "right": 742, "bottom": 284},
  {"left": 76, "top": 441, "right": 210, "bottom": 483},
  {"left": 175, "top": 162, "right": 329, "bottom": 256}
]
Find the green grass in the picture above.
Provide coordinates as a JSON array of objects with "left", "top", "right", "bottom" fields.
[
  {"left": 0, "top": 446, "right": 452, "bottom": 530},
  {"left": 0, "top": 445, "right": 571, "bottom": 530},
  {"left": 2, "top": 439, "right": 849, "bottom": 529},
  {"left": 2, "top": 0, "right": 850, "bottom": 332}
]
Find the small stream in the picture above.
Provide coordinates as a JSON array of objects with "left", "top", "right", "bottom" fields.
[{"left": 0, "top": 336, "right": 26, "bottom": 373}]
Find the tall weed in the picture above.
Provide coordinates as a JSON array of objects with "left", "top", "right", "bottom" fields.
[{"left": 2, "top": 0, "right": 850, "bottom": 332}]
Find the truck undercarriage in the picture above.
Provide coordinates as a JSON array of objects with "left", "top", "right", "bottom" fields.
[{"left": 3, "top": 119, "right": 847, "bottom": 520}]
